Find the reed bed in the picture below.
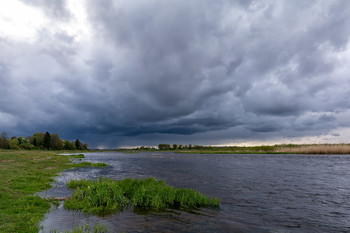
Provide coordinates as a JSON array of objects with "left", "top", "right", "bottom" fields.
[
  {"left": 274, "top": 144, "right": 350, "bottom": 154},
  {"left": 64, "top": 177, "right": 219, "bottom": 214}
]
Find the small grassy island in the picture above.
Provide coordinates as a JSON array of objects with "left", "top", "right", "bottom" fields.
[{"left": 64, "top": 177, "right": 219, "bottom": 215}]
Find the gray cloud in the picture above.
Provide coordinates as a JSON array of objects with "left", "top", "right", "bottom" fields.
[{"left": 1, "top": 0, "right": 350, "bottom": 147}]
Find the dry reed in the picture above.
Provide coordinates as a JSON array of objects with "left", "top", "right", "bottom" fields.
[{"left": 274, "top": 144, "right": 350, "bottom": 154}]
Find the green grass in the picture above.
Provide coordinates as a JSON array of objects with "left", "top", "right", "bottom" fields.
[
  {"left": 68, "top": 154, "right": 85, "bottom": 159},
  {"left": 0, "top": 150, "right": 109, "bottom": 233},
  {"left": 50, "top": 223, "right": 108, "bottom": 233},
  {"left": 64, "top": 177, "right": 219, "bottom": 214},
  {"left": 74, "top": 162, "right": 108, "bottom": 168}
]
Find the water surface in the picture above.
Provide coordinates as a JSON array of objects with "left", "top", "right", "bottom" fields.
[{"left": 40, "top": 152, "right": 350, "bottom": 232}]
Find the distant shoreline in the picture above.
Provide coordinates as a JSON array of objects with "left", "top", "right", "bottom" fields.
[{"left": 110, "top": 143, "right": 350, "bottom": 155}]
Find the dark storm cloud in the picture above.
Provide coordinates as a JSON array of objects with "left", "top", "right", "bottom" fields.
[{"left": 1, "top": 0, "right": 350, "bottom": 147}]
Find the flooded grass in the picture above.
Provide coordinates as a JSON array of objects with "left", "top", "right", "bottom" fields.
[
  {"left": 75, "top": 162, "right": 108, "bottom": 167},
  {"left": 68, "top": 154, "right": 85, "bottom": 159},
  {"left": 64, "top": 177, "right": 219, "bottom": 215},
  {"left": 0, "top": 150, "right": 109, "bottom": 233},
  {"left": 50, "top": 223, "right": 108, "bottom": 233}
]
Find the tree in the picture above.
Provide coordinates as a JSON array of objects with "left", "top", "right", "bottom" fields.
[
  {"left": 75, "top": 139, "right": 83, "bottom": 150},
  {"left": 158, "top": 144, "right": 171, "bottom": 150},
  {"left": 0, "top": 132, "right": 10, "bottom": 149},
  {"left": 51, "top": 134, "right": 63, "bottom": 150},
  {"left": 33, "top": 138, "right": 37, "bottom": 147},
  {"left": 9, "top": 138, "right": 19, "bottom": 149},
  {"left": 173, "top": 144, "right": 178, "bottom": 150},
  {"left": 63, "top": 140, "right": 75, "bottom": 150},
  {"left": 30, "top": 132, "right": 45, "bottom": 148},
  {"left": 43, "top": 132, "right": 51, "bottom": 149}
]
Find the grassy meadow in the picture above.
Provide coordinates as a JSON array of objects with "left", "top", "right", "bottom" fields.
[{"left": 0, "top": 150, "right": 107, "bottom": 233}]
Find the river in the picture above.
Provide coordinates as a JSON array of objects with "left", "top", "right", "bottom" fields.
[{"left": 39, "top": 152, "right": 350, "bottom": 232}]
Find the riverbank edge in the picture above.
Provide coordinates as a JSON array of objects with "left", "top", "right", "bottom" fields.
[
  {"left": 0, "top": 150, "right": 101, "bottom": 233},
  {"left": 113, "top": 144, "right": 350, "bottom": 155}
]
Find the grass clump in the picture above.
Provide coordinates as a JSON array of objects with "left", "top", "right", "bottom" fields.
[
  {"left": 50, "top": 223, "right": 108, "bottom": 233},
  {"left": 64, "top": 177, "right": 219, "bottom": 214},
  {"left": 73, "top": 162, "right": 108, "bottom": 168},
  {"left": 68, "top": 154, "right": 85, "bottom": 159}
]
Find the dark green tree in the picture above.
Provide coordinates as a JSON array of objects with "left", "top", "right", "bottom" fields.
[
  {"left": 63, "top": 140, "right": 75, "bottom": 150},
  {"left": 43, "top": 132, "right": 51, "bottom": 149},
  {"left": 0, "top": 132, "right": 10, "bottom": 149},
  {"left": 30, "top": 132, "right": 45, "bottom": 148},
  {"left": 158, "top": 144, "right": 171, "bottom": 150},
  {"left": 51, "top": 134, "right": 64, "bottom": 150},
  {"left": 75, "top": 139, "right": 83, "bottom": 150},
  {"left": 33, "top": 138, "right": 37, "bottom": 147}
]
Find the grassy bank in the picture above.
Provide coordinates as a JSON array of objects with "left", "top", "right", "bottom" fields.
[
  {"left": 0, "top": 150, "right": 107, "bottom": 233},
  {"left": 64, "top": 177, "right": 219, "bottom": 215}
]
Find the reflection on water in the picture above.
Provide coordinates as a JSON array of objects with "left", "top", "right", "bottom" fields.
[{"left": 40, "top": 152, "right": 350, "bottom": 232}]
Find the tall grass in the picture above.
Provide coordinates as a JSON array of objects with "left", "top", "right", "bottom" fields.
[
  {"left": 64, "top": 177, "right": 219, "bottom": 214},
  {"left": 274, "top": 144, "right": 350, "bottom": 154}
]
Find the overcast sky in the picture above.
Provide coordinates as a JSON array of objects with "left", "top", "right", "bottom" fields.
[{"left": 1, "top": 0, "right": 350, "bottom": 148}]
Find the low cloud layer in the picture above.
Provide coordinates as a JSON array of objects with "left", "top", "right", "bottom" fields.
[{"left": 1, "top": 0, "right": 350, "bottom": 147}]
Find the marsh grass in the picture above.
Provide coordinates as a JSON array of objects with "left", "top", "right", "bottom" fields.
[
  {"left": 171, "top": 144, "right": 350, "bottom": 154},
  {"left": 274, "top": 144, "right": 350, "bottom": 154},
  {"left": 64, "top": 177, "right": 219, "bottom": 214}
]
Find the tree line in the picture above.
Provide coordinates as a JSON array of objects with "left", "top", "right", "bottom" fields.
[
  {"left": 158, "top": 144, "right": 204, "bottom": 150},
  {"left": 0, "top": 132, "right": 88, "bottom": 150}
]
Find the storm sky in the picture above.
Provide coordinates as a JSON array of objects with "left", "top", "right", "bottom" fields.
[{"left": 1, "top": 0, "right": 350, "bottom": 148}]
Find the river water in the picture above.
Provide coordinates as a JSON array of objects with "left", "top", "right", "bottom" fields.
[{"left": 39, "top": 152, "right": 350, "bottom": 232}]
